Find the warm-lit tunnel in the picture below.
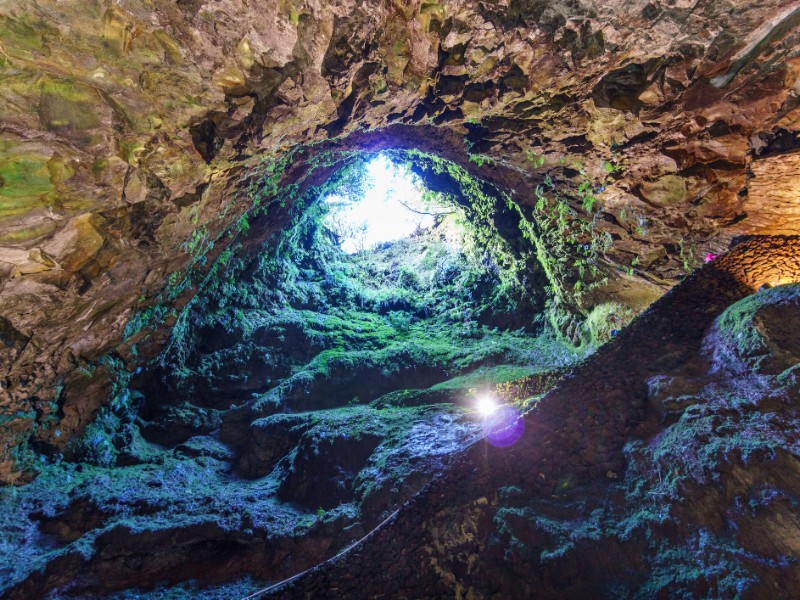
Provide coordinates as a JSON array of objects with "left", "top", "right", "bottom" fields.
[{"left": 2, "top": 1, "right": 800, "bottom": 598}]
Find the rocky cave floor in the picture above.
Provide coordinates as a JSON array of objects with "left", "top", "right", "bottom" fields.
[
  {"left": 0, "top": 203, "right": 585, "bottom": 599},
  {"left": 2, "top": 227, "right": 800, "bottom": 599}
]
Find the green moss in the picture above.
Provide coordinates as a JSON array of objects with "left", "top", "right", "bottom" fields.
[
  {"left": 0, "top": 16, "right": 45, "bottom": 55},
  {"left": 0, "top": 152, "right": 53, "bottom": 209},
  {"left": 37, "top": 79, "right": 100, "bottom": 131},
  {"left": 429, "top": 364, "right": 539, "bottom": 391},
  {"left": 585, "top": 301, "right": 636, "bottom": 346},
  {"left": 635, "top": 533, "right": 759, "bottom": 599},
  {"left": 153, "top": 149, "right": 581, "bottom": 419},
  {"left": 709, "top": 284, "right": 800, "bottom": 375},
  {"left": 0, "top": 220, "right": 58, "bottom": 243}
]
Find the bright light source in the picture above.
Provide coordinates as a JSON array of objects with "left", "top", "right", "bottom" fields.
[
  {"left": 323, "top": 154, "right": 446, "bottom": 254},
  {"left": 475, "top": 395, "right": 499, "bottom": 416}
]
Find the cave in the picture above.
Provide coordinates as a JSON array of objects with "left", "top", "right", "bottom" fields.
[{"left": 2, "top": 1, "right": 800, "bottom": 598}]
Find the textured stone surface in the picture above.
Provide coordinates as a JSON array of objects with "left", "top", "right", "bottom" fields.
[
  {"left": 740, "top": 150, "right": 800, "bottom": 235},
  {"left": 268, "top": 236, "right": 800, "bottom": 599},
  {"left": 2, "top": 0, "right": 800, "bottom": 482}
]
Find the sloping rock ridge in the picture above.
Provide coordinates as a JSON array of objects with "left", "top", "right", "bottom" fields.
[{"left": 268, "top": 236, "right": 800, "bottom": 599}]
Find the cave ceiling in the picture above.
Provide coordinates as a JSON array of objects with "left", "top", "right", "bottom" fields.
[{"left": 1, "top": 0, "right": 800, "bottom": 484}]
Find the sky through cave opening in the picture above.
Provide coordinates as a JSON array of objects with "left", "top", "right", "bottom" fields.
[{"left": 321, "top": 153, "right": 453, "bottom": 254}]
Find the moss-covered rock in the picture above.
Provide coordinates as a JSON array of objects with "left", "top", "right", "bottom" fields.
[{"left": 705, "top": 283, "right": 800, "bottom": 376}]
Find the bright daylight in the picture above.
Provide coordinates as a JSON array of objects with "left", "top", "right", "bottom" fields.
[{"left": 323, "top": 154, "right": 442, "bottom": 253}]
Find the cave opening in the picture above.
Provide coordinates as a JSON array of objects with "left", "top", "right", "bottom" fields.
[
  {"left": 321, "top": 153, "right": 446, "bottom": 254},
  {"left": 137, "top": 147, "right": 577, "bottom": 424},
  {"left": 0, "top": 147, "right": 591, "bottom": 598}
]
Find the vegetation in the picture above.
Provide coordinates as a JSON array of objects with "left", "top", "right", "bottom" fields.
[
  {"left": 159, "top": 154, "right": 579, "bottom": 410},
  {"left": 0, "top": 153, "right": 588, "bottom": 596}
]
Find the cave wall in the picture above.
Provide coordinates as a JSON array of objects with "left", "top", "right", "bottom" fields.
[
  {"left": 270, "top": 235, "right": 800, "bottom": 599},
  {"left": 2, "top": 0, "right": 800, "bottom": 482}
]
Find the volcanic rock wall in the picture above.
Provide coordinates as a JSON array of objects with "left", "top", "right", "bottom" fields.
[
  {"left": 266, "top": 236, "right": 800, "bottom": 598},
  {"left": 2, "top": 0, "right": 800, "bottom": 483}
]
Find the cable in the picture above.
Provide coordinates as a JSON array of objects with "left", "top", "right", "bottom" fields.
[{"left": 240, "top": 506, "right": 403, "bottom": 599}]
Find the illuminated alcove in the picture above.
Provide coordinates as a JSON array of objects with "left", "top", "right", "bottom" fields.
[{"left": 142, "top": 148, "right": 564, "bottom": 414}]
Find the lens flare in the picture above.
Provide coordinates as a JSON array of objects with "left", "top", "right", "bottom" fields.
[
  {"left": 485, "top": 405, "right": 525, "bottom": 448},
  {"left": 475, "top": 395, "right": 498, "bottom": 416}
]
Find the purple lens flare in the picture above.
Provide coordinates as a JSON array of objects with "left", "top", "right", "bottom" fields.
[{"left": 484, "top": 404, "right": 524, "bottom": 447}]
